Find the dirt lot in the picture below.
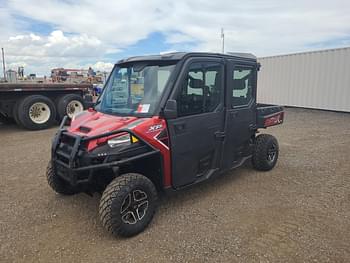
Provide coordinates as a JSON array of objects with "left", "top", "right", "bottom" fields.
[{"left": 0, "top": 108, "right": 349, "bottom": 263}]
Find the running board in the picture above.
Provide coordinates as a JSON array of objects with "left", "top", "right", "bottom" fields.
[{"left": 174, "top": 155, "right": 252, "bottom": 191}]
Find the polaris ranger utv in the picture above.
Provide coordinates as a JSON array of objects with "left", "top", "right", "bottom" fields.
[{"left": 47, "top": 52, "right": 284, "bottom": 237}]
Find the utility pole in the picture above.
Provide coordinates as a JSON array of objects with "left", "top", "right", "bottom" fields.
[
  {"left": 104, "top": 72, "right": 107, "bottom": 84},
  {"left": 1, "top": 47, "right": 6, "bottom": 81},
  {"left": 221, "top": 28, "right": 225, "bottom": 53}
]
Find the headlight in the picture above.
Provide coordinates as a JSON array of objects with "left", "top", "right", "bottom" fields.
[
  {"left": 107, "top": 133, "right": 139, "bottom": 148},
  {"left": 107, "top": 134, "right": 131, "bottom": 148}
]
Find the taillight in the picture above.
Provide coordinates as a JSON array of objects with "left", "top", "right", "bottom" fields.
[{"left": 264, "top": 112, "right": 284, "bottom": 127}]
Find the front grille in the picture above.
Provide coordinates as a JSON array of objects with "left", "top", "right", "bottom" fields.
[
  {"left": 61, "top": 133, "right": 76, "bottom": 147},
  {"left": 56, "top": 162, "right": 68, "bottom": 176},
  {"left": 52, "top": 130, "right": 91, "bottom": 185},
  {"left": 55, "top": 132, "right": 79, "bottom": 166},
  {"left": 56, "top": 146, "right": 71, "bottom": 164}
]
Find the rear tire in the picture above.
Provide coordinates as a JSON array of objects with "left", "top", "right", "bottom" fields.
[
  {"left": 17, "top": 95, "right": 56, "bottom": 130},
  {"left": 252, "top": 134, "right": 279, "bottom": 171},
  {"left": 99, "top": 173, "right": 158, "bottom": 237},
  {"left": 46, "top": 161, "right": 79, "bottom": 195},
  {"left": 56, "top": 94, "right": 85, "bottom": 121}
]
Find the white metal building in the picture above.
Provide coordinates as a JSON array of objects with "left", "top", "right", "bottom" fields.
[{"left": 257, "top": 47, "right": 350, "bottom": 112}]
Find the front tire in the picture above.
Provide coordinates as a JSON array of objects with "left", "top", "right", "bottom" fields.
[
  {"left": 46, "top": 161, "right": 79, "bottom": 195},
  {"left": 99, "top": 173, "right": 158, "bottom": 237},
  {"left": 252, "top": 134, "right": 279, "bottom": 171}
]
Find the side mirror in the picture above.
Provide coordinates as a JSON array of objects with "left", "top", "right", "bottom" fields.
[{"left": 163, "top": 99, "right": 177, "bottom": 119}]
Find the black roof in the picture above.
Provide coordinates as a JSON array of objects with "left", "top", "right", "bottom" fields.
[{"left": 117, "top": 52, "right": 256, "bottom": 64}]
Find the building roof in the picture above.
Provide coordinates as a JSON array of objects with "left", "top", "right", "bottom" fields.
[{"left": 258, "top": 46, "right": 350, "bottom": 59}]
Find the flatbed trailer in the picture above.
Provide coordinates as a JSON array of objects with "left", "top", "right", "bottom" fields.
[{"left": 0, "top": 83, "right": 93, "bottom": 130}]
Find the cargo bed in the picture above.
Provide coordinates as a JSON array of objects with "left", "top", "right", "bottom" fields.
[{"left": 256, "top": 103, "right": 284, "bottom": 128}]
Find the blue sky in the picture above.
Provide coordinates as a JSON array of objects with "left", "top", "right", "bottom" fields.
[
  {"left": 13, "top": 16, "right": 194, "bottom": 62},
  {"left": 0, "top": 0, "right": 350, "bottom": 75}
]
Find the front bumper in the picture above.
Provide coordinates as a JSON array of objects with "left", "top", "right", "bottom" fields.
[{"left": 51, "top": 116, "right": 159, "bottom": 186}]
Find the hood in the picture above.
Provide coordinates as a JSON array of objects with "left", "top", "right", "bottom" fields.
[{"left": 68, "top": 110, "right": 143, "bottom": 137}]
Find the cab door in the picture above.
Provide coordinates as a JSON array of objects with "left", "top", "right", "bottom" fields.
[
  {"left": 166, "top": 58, "right": 225, "bottom": 188},
  {"left": 222, "top": 61, "right": 257, "bottom": 169}
]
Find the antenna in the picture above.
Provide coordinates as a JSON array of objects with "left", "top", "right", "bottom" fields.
[
  {"left": 1, "top": 47, "right": 5, "bottom": 81},
  {"left": 221, "top": 28, "right": 225, "bottom": 53}
]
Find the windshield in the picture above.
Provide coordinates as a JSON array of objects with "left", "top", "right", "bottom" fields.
[{"left": 95, "top": 62, "right": 177, "bottom": 116}]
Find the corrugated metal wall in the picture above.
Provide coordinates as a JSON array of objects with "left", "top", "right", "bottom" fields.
[{"left": 257, "top": 47, "right": 350, "bottom": 112}]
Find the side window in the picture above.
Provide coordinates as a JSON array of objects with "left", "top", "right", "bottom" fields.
[
  {"left": 232, "top": 67, "right": 254, "bottom": 107},
  {"left": 177, "top": 62, "right": 222, "bottom": 117}
]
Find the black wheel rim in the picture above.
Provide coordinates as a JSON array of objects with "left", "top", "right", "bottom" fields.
[
  {"left": 267, "top": 143, "right": 277, "bottom": 163},
  {"left": 120, "top": 189, "right": 149, "bottom": 225}
]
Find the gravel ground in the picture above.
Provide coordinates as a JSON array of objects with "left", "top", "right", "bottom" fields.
[{"left": 0, "top": 108, "right": 349, "bottom": 263}]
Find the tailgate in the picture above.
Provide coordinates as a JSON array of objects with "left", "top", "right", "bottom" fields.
[{"left": 257, "top": 104, "right": 284, "bottom": 128}]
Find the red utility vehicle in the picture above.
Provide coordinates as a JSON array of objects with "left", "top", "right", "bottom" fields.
[{"left": 47, "top": 52, "right": 284, "bottom": 237}]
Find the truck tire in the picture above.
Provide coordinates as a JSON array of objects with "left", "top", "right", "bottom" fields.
[
  {"left": 99, "top": 173, "right": 158, "bottom": 237},
  {"left": 56, "top": 94, "right": 85, "bottom": 120},
  {"left": 13, "top": 98, "right": 25, "bottom": 127},
  {"left": 17, "top": 95, "right": 56, "bottom": 130},
  {"left": 46, "top": 161, "right": 79, "bottom": 195},
  {"left": 252, "top": 134, "right": 279, "bottom": 171}
]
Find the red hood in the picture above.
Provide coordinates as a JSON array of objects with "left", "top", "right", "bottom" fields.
[
  {"left": 65, "top": 110, "right": 172, "bottom": 187},
  {"left": 68, "top": 110, "right": 141, "bottom": 137}
]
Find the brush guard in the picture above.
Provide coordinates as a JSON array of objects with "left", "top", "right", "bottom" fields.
[{"left": 51, "top": 116, "right": 160, "bottom": 186}]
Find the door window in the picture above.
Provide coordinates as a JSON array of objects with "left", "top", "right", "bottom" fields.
[
  {"left": 232, "top": 67, "right": 253, "bottom": 107},
  {"left": 177, "top": 62, "right": 222, "bottom": 117}
]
